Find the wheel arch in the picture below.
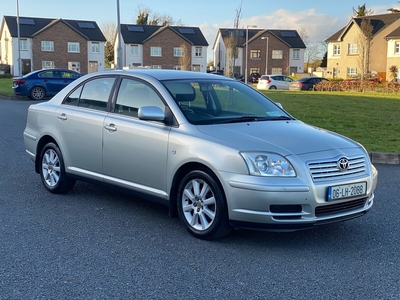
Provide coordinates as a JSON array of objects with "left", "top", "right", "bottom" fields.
[
  {"left": 35, "top": 135, "right": 58, "bottom": 173},
  {"left": 168, "top": 162, "right": 227, "bottom": 218}
]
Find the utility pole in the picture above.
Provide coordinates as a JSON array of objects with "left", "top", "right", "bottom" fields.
[{"left": 116, "top": 0, "right": 123, "bottom": 69}]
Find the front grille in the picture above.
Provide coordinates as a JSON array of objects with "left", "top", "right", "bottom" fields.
[
  {"left": 315, "top": 198, "right": 367, "bottom": 217},
  {"left": 308, "top": 156, "right": 367, "bottom": 182}
]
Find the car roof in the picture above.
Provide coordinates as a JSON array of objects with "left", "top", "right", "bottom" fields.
[{"left": 85, "top": 69, "right": 235, "bottom": 81}]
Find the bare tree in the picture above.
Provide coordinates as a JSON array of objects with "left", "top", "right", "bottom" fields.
[
  {"left": 101, "top": 22, "right": 117, "bottom": 44},
  {"left": 355, "top": 19, "right": 374, "bottom": 79},
  {"left": 179, "top": 43, "right": 191, "bottom": 71},
  {"left": 135, "top": 4, "right": 182, "bottom": 26},
  {"left": 224, "top": 0, "right": 242, "bottom": 77}
]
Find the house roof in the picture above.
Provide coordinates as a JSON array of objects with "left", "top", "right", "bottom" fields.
[
  {"left": 213, "top": 28, "right": 306, "bottom": 49},
  {"left": 119, "top": 24, "right": 208, "bottom": 46},
  {"left": 325, "top": 12, "right": 400, "bottom": 42},
  {"left": 2, "top": 16, "right": 106, "bottom": 41}
]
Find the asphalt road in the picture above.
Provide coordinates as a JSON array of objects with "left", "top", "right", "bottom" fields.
[{"left": 1, "top": 98, "right": 399, "bottom": 299}]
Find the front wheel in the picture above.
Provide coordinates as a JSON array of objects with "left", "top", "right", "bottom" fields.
[
  {"left": 39, "top": 142, "right": 76, "bottom": 194},
  {"left": 177, "top": 170, "right": 231, "bottom": 239}
]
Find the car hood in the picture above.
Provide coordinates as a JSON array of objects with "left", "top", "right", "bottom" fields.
[{"left": 197, "top": 120, "right": 361, "bottom": 156}]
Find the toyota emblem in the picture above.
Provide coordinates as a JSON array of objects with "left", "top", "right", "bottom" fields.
[{"left": 337, "top": 157, "right": 349, "bottom": 171}]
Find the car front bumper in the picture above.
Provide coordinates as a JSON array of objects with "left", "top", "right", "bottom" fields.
[{"left": 219, "top": 170, "right": 377, "bottom": 231}]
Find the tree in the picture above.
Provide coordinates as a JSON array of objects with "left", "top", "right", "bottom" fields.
[
  {"left": 179, "top": 43, "right": 191, "bottom": 71},
  {"left": 101, "top": 22, "right": 117, "bottom": 68},
  {"left": 320, "top": 51, "right": 327, "bottom": 67},
  {"left": 135, "top": 4, "right": 182, "bottom": 26},
  {"left": 355, "top": 19, "right": 374, "bottom": 79},
  {"left": 224, "top": 0, "right": 242, "bottom": 77},
  {"left": 353, "top": 4, "right": 373, "bottom": 17}
]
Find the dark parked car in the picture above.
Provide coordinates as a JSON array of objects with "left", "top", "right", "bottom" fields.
[
  {"left": 248, "top": 72, "right": 261, "bottom": 83},
  {"left": 12, "top": 68, "right": 82, "bottom": 100},
  {"left": 289, "top": 76, "right": 328, "bottom": 91}
]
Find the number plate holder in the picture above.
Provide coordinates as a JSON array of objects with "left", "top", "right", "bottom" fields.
[{"left": 327, "top": 182, "right": 367, "bottom": 201}]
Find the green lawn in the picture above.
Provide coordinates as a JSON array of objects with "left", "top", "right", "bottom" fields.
[{"left": 1, "top": 78, "right": 399, "bottom": 153}]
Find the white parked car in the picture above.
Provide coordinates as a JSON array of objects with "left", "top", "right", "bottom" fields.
[
  {"left": 257, "top": 75, "right": 294, "bottom": 90},
  {"left": 23, "top": 69, "right": 378, "bottom": 239}
]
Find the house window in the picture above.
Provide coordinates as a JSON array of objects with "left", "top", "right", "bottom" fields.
[
  {"left": 292, "top": 49, "right": 300, "bottom": 60},
  {"left": 348, "top": 43, "right": 358, "bottom": 55},
  {"left": 333, "top": 44, "right": 341, "bottom": 56},
  {"left": 192, "top": 65, "right": 200, "bottom": 72},
  {"left": 68, "top": 42, "right": 80, "bottom": 53},
  {"left": 150, "top": 47, "right": 162, "bottom": 57},
  {"left": 250, "top": 50, "right": 261, "bottom": 59},
  {"left": 91, "top": 42, "right": 99, "bottom": 53},
  {"left": 174, "top": 47, "right": 183, "bottom": 57},
  {"left": 272, "top": 50, "right": 283, "bottom": 59},
  {"left": 42, "top": 61, "right": 55, "bottom": 69},
  {"left": 130, "top": 45, "right": 139, "bottom": 56},
  {"left": 20, "top": 39, "right": 28, "bottom": 51},
  {"left": 347, "top": 67, "right": 357, "bottom": 77},
  {"left": 271, "top": 68, "right": 282, "bottom": 75},
  {"left": 152, "top": 65, "right": 162, "bottom": 69},
  {"left": 249, "top": 67, "right": 260, "bottom": 74},
  {"left": 41, "top": 41, "right": 54, "bottom": 52},
  {"left": 195, "top": 47, "right": 202, "bottom": 57},
  {"left": 68, "top": 62, "right": 81, "bottom": 72},
  {"left": 395, "top": 42, "right": 400, "bottom": 54}
]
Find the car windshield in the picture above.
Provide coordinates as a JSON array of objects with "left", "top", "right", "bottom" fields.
[{"left": 162, "top": 79, "right": 292, "bottom": 125}]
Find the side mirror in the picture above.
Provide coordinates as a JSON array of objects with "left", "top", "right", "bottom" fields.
[
  {"left": 138, "top": 106, "right": 165, "bottom": 121},
  {"left": 275, "top": 102, "right": 283, "bottom": 109}
]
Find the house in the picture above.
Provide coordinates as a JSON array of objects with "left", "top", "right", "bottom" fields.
[
  {"left": 114, "top": 24, "right": 208, "bottom": 72},
  {"left": 0, "top": 16, "right": 106, "bottom": 76},
  {"left": 325, "top": 12, "right": 400, "bottom": 82},
  {"left": 212, "top": 28, "right": 306, "bottom": 79}
]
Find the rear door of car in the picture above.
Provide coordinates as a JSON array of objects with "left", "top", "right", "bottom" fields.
[{"left": 102, "top": 77, "right": 169, "bottom": 195}]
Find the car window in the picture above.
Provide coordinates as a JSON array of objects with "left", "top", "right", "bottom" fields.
[
  {"left": 115, "top": 78, "right": 165, "bottom": 118},
  {"left": 38, "top": 71, "right": 55, "bottom": 78},
  {"left": 284, "top": 76, "right": 293, "bottom": 82},
  {"left": 60, "top": 71, "right": 80, "bottom": 79},
  {"left": 63, "top": 77, "right": 115, "bottom": 111},
  {"left": 162, "top": 79, "right": 290, "bottom": 125}
]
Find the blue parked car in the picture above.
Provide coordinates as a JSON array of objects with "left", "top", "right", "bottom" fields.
[{"left": 12, "top": 68, "right": 82, "bottom": 100}]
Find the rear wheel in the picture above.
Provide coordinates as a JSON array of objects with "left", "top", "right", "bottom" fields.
[
  {"left": 177, "top": 170, "right": 231, "bottom": 239},
  {"left": 39, "top": 142, "right": 75, "bottom": 194},
  {"left": 30, "top": 86, "right": 46, "bottom": 100},
  {"left": 269, "top": 85, "right": 277, "bottom": 89}
]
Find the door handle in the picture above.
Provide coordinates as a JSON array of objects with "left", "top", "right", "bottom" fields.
[
  {"left": 104, "top": 123, "right": 117, "bottom": 132},
  {"left": 57, "top": 113, "right": 67, "bottom": 121}
]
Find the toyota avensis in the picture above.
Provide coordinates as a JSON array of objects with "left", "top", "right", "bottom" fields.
[{"left": 23, "top": 69, "right": 378, "bottom": 239}]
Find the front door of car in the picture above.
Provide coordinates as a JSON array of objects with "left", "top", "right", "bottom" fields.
[
  {"left": 57, "top": 76, "right": 116, "bottom": 179},
  {"left": 102, "top": 78, "right": 169, "bottom": 195}
]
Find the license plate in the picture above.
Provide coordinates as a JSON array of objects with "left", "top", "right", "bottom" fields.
[{"left": 327, "top": 182, "right": 367, "bottom": 201}]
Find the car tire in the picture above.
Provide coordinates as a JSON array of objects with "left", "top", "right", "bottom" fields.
[
  {"left": 177, "top": 170, "right": 231, "bottom": 239},
  {"left": 30, "top": 86, "right": 46, "bottom": 100},
  {"left": 269, "top": 86, "right": 277, "bottom": 89},
  {"left": 39, "top": 142, "right": 76, "bottom": 194}
]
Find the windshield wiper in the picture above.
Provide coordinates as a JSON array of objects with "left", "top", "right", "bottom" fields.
[{"left": 225, "top": 115, "right": 292, "bottom": 123}]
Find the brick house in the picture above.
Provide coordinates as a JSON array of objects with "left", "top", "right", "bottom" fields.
[
  {"left": 213, "top": 28, "right": 306, "bottom": 79},
  {"left": 325, "top": 12, "right": 400, "bottom": 82},
  {"left": 114, "top": 24, "right": 208, "bottom": 72},
  {"left": 0, "top": 16, "right": 106, "bottom": 76}
]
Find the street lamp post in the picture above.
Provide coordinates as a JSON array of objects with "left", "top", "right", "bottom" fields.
[
  {"left": 116, "top": 0, "right": 123, "bottom": 70},
  {"left": 261, "top": 36, "right": 269, "bottom": 75},
  {"left": 245, "top": 25, "right": 257, "bottom": 83},
  {"left": 16, "top": 0, "right": 22, "bottom": 76}
]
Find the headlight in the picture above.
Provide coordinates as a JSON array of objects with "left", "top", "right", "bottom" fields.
[{"left": 240, "top": 152, "right": 296, "bottom": 177}]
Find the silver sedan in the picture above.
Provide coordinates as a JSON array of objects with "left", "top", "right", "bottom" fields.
[{"left": 23, "top": 69, "right": 378, "bottom": 239}]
